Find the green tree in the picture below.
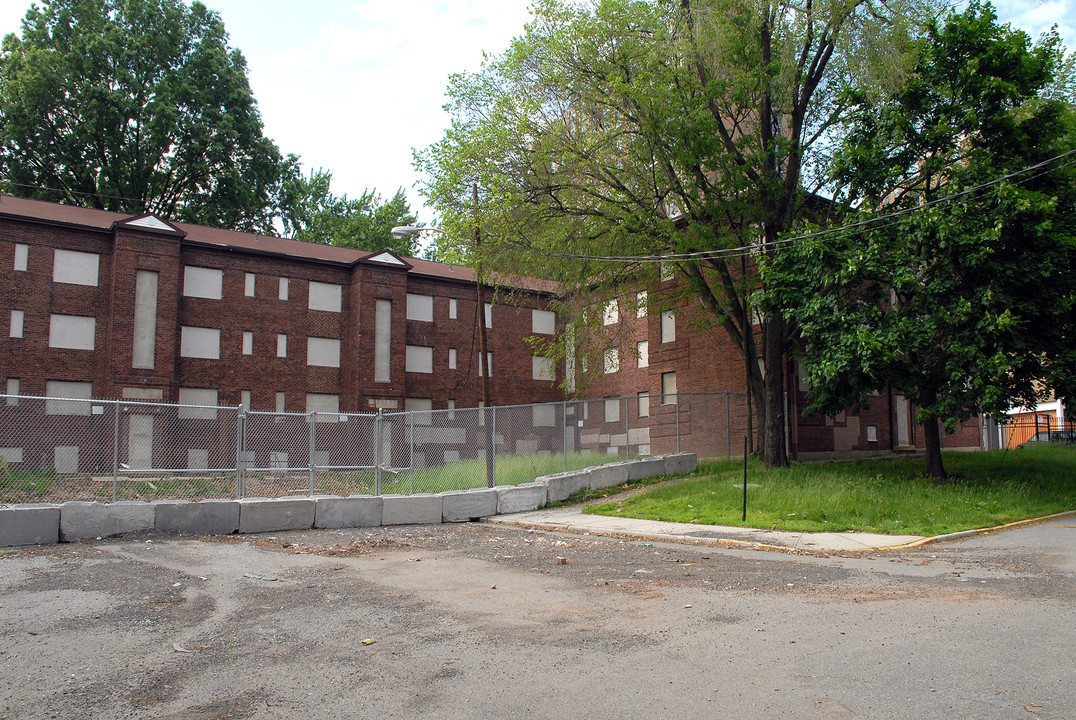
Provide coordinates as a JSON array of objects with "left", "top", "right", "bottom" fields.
[
  {"left": 0, "top": 0, "right": 286, "bottom": 232},
  {"left": 416, "top": 0, "right": 929, "bottom": 467},
  {"left": 766, "top": 2, "right": 1076, "bottom": 479}
]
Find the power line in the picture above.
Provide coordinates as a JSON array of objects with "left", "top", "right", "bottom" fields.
[{"left": 503, "top": 147, "right": 1076, "bottom": 264}]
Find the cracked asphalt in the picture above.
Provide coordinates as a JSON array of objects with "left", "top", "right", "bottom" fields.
[{"left": 1, "top": 518, "right": 1072, "bottom": 719}]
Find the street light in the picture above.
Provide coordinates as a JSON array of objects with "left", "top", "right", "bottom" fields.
[{"left": 391, "top": 185, "right": 495, "bottom": 487}]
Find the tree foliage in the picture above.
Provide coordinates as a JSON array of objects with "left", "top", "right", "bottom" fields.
[
  {"left": 416, "top": 0, "right": 931, "bottom": 467},
  {"left": 0, "top": 0, "right": 290, "bottom": 232},
  {"left": 765, "top": 2, "right": 1076, "bottom": 479}
]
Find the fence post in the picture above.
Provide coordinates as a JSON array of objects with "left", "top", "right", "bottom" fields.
[
  {"left": 112, "top": 400, "right": 121, "bottom": 503},
  {"left": 489, "top": 406, "right": 497, "bottom": 487},
  {"left": 563, "top": 400, "right": 568, "bottom": 473},
  {"left": 676, "top": 397, "right": 681, "bottom": 454},
  {"left": 726, "top": 392, "right": 731, "bottom": 458},
  {"left": 624, "top": 396, "right": 630, "bottom": 460},
  {"left": 308, "top": 412, "right": 317, "bottom": 497},
  {"left": 235, "top": 407, "right": 245, "bottom": 500},
  {"left": 374, "top": 409, "right": 383, "bottom": 496},
  {"left": 408, "top": 410, "right": 415, "bottom": 494}
]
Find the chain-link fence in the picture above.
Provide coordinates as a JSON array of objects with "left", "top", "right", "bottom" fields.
[{"left": 0, "top": 391, "right": 749, "bottom": 504}]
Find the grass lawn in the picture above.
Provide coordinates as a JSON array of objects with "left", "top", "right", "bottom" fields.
[{"left": 583, "top": 446, "right": 1076, "bottom": 536}]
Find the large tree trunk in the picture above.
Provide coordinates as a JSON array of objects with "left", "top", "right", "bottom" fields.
[
  {"left": 762, "top": 315, "right": 789, "bottom": 468},
  {"left": 923, "top": 415, "right": 947, "bottom": 481}
]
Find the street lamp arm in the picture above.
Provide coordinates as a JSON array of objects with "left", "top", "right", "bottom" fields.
[{"left": 390, "top": 225, "right": 445, "bottom": 239}]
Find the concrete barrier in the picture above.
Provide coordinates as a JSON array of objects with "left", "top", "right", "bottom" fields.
[
  {"left": 663, "top": 453, "right": 698, "bottom": 476},
  {"left": 59, "top": 501, "right": 155, "bottom": 542},
  {"left": 539, "top": 470, "right": 590, "bottom": 503},
  {"left": 382, "top": 494, "right": 443, "bottom": 526},
  {"left": 495, "top": 483, "right": 547, "bottom": 515},
  {"left": 587, "top": 462, "right": 631, "bottom": 490},
  {"left": 0, "top": 504, "right": 61, "bottom": 546},
  {"left": 153, "top": 499, "right": 239, "bottom": 536},
  {"left": 440, "top": 489, "right": 498, "bottom": 522},
  {"left": 628, "top": 457, "right": 667, "bottom": 481},
  {"left": 314, "top": 495, "right": 383, "bottom": 528},
  {"left": 238, "top": 497, "right": 315, "bottom": 534}
]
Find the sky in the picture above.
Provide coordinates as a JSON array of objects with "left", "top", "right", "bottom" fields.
[{"left": 1, "top": 0, "right": 1073, "bottom": 226}]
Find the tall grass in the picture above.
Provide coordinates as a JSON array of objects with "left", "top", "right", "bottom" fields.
[{"left": 585, "top": 446, "right": 1076, "bottom": 536}]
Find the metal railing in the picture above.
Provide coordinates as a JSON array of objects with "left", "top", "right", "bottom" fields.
[{"left": 0, "top": 392, "right": 749, "bottom": 504}]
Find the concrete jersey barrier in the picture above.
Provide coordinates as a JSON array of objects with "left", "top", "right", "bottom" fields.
[{"left": 0, "top": 453, "right": 696, "bottom": 547}]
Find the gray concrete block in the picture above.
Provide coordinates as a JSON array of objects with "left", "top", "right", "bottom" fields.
[
  {"left": 154, "top": 499, "right": 239, "bottom": 536},
  {"left": 663, "top": 453, "right": 698, "bottom": 476},
  {"left": 538, "top": 470, "right": 590, "bottom": 503},
  {"left": 314, "top": 495, "right": 383, "bottom": 528},
  {"left": 0, "top": 504, "right": 61, "bottom": 546},
  {"left": 587, "top": 462, "right": 630, "bottom": 490},
  {"left": 238, "top": 497, "right": 315, "bottom": 534},
  {"left": 59, "top": 501, "right": 154, "bottom": 542},
  {"left": 495, "top": 483, "right": 547, "bottom": 514},
  {"left": 440, "top": 489, "right": 498, "bottom": 522},
  {"left": 628, "top": 457, "right": 667, "bottom": 481},
  {"left": 382, "top": 494, "right": 443, "bottom": 526}
]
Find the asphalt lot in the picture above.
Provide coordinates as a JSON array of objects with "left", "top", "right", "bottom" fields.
[{"left": 1, "top": 518, "right": 1073, "bottom": 719}]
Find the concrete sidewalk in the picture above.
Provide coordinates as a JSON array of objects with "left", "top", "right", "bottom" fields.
[{"left": 488, "top": 506, "right": 927, "bottom": 553}]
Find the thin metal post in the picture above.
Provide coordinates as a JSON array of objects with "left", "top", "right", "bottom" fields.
[
  {"left": 562, "top": 400, "right": 568, "bottom": 473},
  {"left": 676, "top": 398, "right": 681, "bottom": 454},
  {"left": 308, "top": 412, "right": 317, "bottom": 497},
  {"left": 623, "top": 396, "right": 630, "bottom": 460},
  {"left": 726, "top": 392, "right": 731, "bottom": 458},
  {"left": 489, "top": 406, "right": 497, "bottom": 487},
  {"left": 236, "top": 407, "right": 245, "bottom": 500},
  {"left": 409, "top": 411, "right": 415, "bottom": 494},
  {"left": 375, "top": 409, "right": 383, "bottom": 495},
  {"left": 112, "top": 400, "right": 121, "bottom": 503},
  {"left": 742, "top": 436, "right": 748, "bottom": 521}
]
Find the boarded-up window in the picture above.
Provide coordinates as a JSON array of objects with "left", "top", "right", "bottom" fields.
[
  {"left": 637, "top": 340, "right": 649, "bottom": 368},
  {"left": 307, "top": 337, "right": 341, "bottom": 367},
  {"left": 406, "top": 345, "right": 434, "bottom": 373},
  {"left": 603, "top": 299, "right": 619, "bottom": 325},
  {"left": 132, "top": 271, "right": 158, "bottom": 369},
  {"left": 374, "top": 299, "right": 391, "bottom": 382},
  {"left": 182, "top": 266, "right": 222, "bottom": 299},
  {"left": 54, "top": 249, "right": 99, "bottom": 286},
  {"left": 49, "top": 314, "right": 96, "bottom": 350},
  {"left": 14, "top": 244, "right": 28, "bottom": 271},
  {"left": 178, "top": 388, "right": 218, "bottom": 419},
  {"left": 309, "top": 281, "right": 343, "bottom": 312},
  {"left": 532, "top": 356, "right": 554, "bottom": 381},
  {"left": 45, "top": 381, "right": 92, "bottom": 415},
  {"left": 660, "top": 310, "right": 676, "bottom": 343},
  {"left": 405, "top": 397, "right": 433, "bottom": 425},
  {"left": 406, "top": 293, "right": 434, "bottom": 322},
  {"left": 604, "top": 348, "right": 619, "bottom": 374},
  {"left": 180, "top": 326, "right": 221, "bottom": 359},
  {"left": 532, "top": 309, "right": 555, "bottom": 335},
  {"left": 9, "top": 310, "right": 23, "bottom": 338}
]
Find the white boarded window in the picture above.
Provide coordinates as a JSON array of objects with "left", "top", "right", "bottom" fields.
[
  {"left": 9, "top": 310, "right": 24, "bottom": 338},
  {"left": 49, "top": 314, "right": 96, "bottom": 350},
  {"left": 604, "top": 397, "right": 621, "bottom": 423},
  {"left": 180, "top": 326, "right": 221, "bottom": 359},
  {"left": 638, "top": 392, "right": 650, "bottom": 417},
  {"left": 178, "top": 388, "right": 218, "bottom": 419},
  {"left": 244, "top": 273, "right": 255, "bottom": 297},
  {"left": 660, "top": 260, "right": 674, "bottom": 281},
  {"left": 406, "top": 397, "right": 433, "bottom": 425},
  {"left": 447, "top": 399, "right": 456, "bottom": 420},
  {"left": 604, "top": 348, "right": 619, "bottom": 375},
  {"left": 277, "top": 334, "right": 287, "bottom": 358},
  {"left": 132, "top": 271, "right": 158, "bottom": 370},
  {"left": 278, "top": 277, "right": 289, "bottom": 300},
  {"left": 242, "top": 331, "right": 253, "bottom": 355},
  {"left": 449, "top": 348, "right": 457, "bottom": 370},
  {"left": 603, "top": 299, "right": 619, "bottom": 325},
  {"left": 533, "top": 356, "right": 554, "bottom": 381},
  {"left": 309, "top": 281, "right": 342, "bottom": 312},
  {"left": 406, "top": 345, "right": 434, "bottom": 373},
  {"left": 533, "top": 404, "right": 556, "bottom": 427},
  {"left": 484, "top": 302, "right": 493, "bottom": 328},
  {"left": 6, "top": 378, "right": 19, "bottom": 406},
  {"left": 637, "top": 340, "right": 649, "bottom": 368},
  {"left": 374, "top": 299, "right": 391, "bottom": 382},
  {"left": 307, "top": 337, "right": 341, "bottom": 367},
  {"left": 660, "top": 310, "right": 676, "bottom": 343},
  {"left": 532, "top": 309, "right": 555, "bottom": 335},
  {"left": 406, "top": 293, "right": 434, "bottom": 322},
  {"left": 276, "top": 391, "right": 286, "bottom": 413},
  {"left": 53, "top": 249, "right": 99, "bottom": 286},
  {"left": 449, "top": 298, "right": 458, "bottom": 319},
  {"left": 14, "top": 244, "right": 28, "bottom": 271},
  {"left": 637, "top": 291, "right": 648, "bottom": 317},
  {"left": 182, "top": 266, "right": 222, "bottom": 299},
  {"left": 662, "top": 372, "right": 678, "bottom": 405},
  {"left": 240, "top": 390, "right": 251, "bottom": 410},
  {"left": 478, "top": 352, "right": 493, "bottom": 377},
  {"left": 306, "top": 393, "right": 340, "bottom": 419},
  {"left": 45, "top": 381, "right": 93, "bottom": 415}
]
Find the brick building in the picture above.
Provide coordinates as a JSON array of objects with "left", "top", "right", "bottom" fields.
[{"left": 0, "top": 194, "right": 564, "bottom": 420}]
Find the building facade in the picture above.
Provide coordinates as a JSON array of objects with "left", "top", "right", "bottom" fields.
[{"left": 0, "top": 194, "right": 564, "bottom": 420}]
